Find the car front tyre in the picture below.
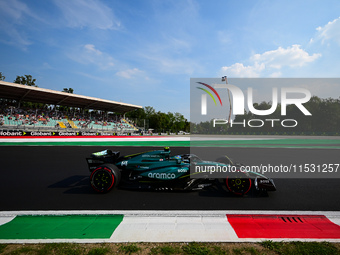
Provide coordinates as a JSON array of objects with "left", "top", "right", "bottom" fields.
[{"left": 226, "top": 172, "right": 252, "bottom": 196}]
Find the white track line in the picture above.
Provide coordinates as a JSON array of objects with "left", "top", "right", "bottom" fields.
[
  {"left": 110, "top": 215, "right": 239, "bottom": 242},
  {"left": 0, "top": 137, "right": 190, "bottom": 143},
  {"left": 0, "top": 136, "right": 285, "bottom": 143},
  {"left": 0, "top": 216, "right": 15, "bottom": 226}
]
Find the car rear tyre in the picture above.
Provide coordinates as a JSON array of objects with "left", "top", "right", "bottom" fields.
[{"left": 90, "top": 164, "right": 121, "bottom": 193}]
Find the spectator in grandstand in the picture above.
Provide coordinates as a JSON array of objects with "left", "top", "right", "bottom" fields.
[{"left": 0, "top": 105, "right": 141, "bottom": 132}]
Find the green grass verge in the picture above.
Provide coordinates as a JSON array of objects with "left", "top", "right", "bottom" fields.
[
  {"left": 260, "top": 240, "right": 340, "bottom": 255},
  {"left": 0, "top": 242, "right": 339, "bottom": 255}
]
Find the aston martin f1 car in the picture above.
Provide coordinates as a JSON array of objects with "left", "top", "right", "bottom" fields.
[{"left": 86, "top": 147, "right": 276, "bottom": 196}]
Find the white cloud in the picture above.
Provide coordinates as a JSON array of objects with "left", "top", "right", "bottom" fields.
[
  {"left": 140, "top": 51, "right": 200, "bottom": 75},
  {"left": 0, "top": 0, "right": 29, "bottom": 21},
  {"left": 116, "top": 68, "right": 144, "bottom": 79},
  {"left": 269, "top": 71, "right": 282, "bottom": 78},
  {"left": 84, "top": 44, "right": 102, "bottom": 55},
  {"left": 134, "top": 28, "right": 202, "bottom": 75},
  {"left": 0, "top": 26, "right": 31, "bottom": 48},
  {"left": 0, "top": 0, "right": 42, "bottom": 48},
  {"left": 53, "top": 0, "right": 120, "bottom": 30},
  {"left": 221, "top": 62, "right": 265, "bottom": 78},
  {"left": 68, "top": 44, "right": 114, "bottom": 70},
  {"left": 0, "top": 0, "right": 42, "bottom": 22},
  {"left": 252, "top": 45, "right": 321, "bottom": 69},
  {"left": 139, "top": 37, "right": 201, "bottom": 75},
  {"left": 315, "top": 17, "right": 340, "bottom": 45},
  {"left": 221, "top": 45, "right": 321, "bottom": 77},
  {"left": 42, "top": 62, "right": 53, "bottom": 70}
]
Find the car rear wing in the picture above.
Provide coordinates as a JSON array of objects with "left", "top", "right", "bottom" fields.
[{"left": 86, "top": 149, "right": 120, "bottom": 172}]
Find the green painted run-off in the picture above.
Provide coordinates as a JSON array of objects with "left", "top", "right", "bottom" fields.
[
  {"left": 1, "top": 139, "right": 340, "bottom": 149},
  {"left": 0, "top": 215, "right": 123, "bottom": 239}
]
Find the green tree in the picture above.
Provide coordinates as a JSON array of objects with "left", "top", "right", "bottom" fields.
[
  {"left": 126, "top": 106, "right": 190, "bottom": 133},
  {"left": 126, "top": 108, "right": 147, "bottom": 120},
  {"left": 0, "top": 72, "right": 5, "bottom": 81},
  {"left": 14, "top": 75, "right": 37, "bottom": 87},
  {"left": 173, "top": 112, "right": 186, "bottom": 131},
  {"left": 144, "top": 106, "right": 156, "bottom": 118},
  {"left": 62, "top": 88, "right": 74, "bottom": 93}
]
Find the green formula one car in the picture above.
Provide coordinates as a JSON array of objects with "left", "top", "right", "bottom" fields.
[{"left": 86, "top": 147, "right": 276, "bottom": 196}]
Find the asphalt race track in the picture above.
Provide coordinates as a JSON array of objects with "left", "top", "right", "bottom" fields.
[{"left": 0, "top": 146, "right": 339, "bottom": 211}]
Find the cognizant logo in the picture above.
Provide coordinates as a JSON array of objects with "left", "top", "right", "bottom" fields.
[{"left": 197, "top": 77, "right": 312, "bottom": 128}]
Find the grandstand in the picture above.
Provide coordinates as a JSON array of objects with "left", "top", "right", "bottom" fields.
[
  {"left": 1, "top": 114, "right": 139, "bottom": 133},
  {"left": 0, "top": 81, "right": 142, "bottom": 134}
]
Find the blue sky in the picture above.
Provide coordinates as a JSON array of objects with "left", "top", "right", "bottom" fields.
[{"left": 1, "top": 0, "right": 340, "bottom": 120}]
